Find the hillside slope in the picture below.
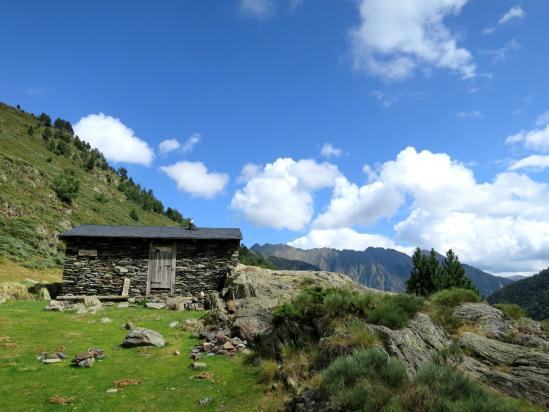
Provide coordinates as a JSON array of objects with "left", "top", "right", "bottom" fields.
[
  {"left": 252, "top": 243, "right": 513, "bottom": 296},
  {"left": 488, "top": 268, "right": 549, "bottom": 320},
  {"left": 0, "top": 102, "right": 186, "bottom": 269}
]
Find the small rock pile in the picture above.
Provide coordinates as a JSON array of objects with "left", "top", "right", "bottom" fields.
[
  {"left": 44, "top": 299, "right": 103, "bottom": 314},
  {"left": 191, "top": 330, "right": 248, "bottom": 358},
  {"left": 36, "top": 349, "right": 68, "bottom": 364},
  {"left": 72, "top": 348, "right": 105, "bottom": 368}
]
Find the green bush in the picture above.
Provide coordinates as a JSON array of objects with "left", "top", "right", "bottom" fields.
[
  {"left": 272, "top": 303, "right": 299, "bottom": 325},
  {"left": 321, "top": 348, "right": 407, "bottom": 411},
  {"left": 53, "top": 169, "right": 80, "bottom": 203},
  {"left": 541, "top": 319, "right": 549, "bottom": 333},
  {"left": 429, "top": 305, "right": 464, "bottom": 332},
  {"left": 494, "top": 303, "right": 526, "bottom": 321},
  {"left": 129, "top": 209, "right": 139, "bottom": 221},
  {"left": 368, "top": 294, "right": 424, "bottom": 329},
  {"left": 430, "top": 288, "right": 481, "bottom": 307}
]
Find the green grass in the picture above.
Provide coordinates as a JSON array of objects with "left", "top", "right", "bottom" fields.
[
  {"left": 0, "top": 102, "right": 180, "bottom": 268},
  {"left": 494, "top": 303, "right": 527, "bottom": 321},
  {"left": 0, "top": 301, "right": 281, "bottom": 411},
  {"left": 430, "top": 288, "right": 481, "bottom": 307}
]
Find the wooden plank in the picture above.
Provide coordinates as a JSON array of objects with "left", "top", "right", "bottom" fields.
[
  {"left": 121, "top": 277, "right": 130, "bottom": 296},
  {"left": 146, "top": 241, "right": 154, "bottom": 295},
  {"left": 170, "top": 242, "right": 176, "bottom": 294}
]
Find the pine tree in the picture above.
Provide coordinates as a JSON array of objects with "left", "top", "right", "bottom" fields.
[
  {"left": 438, "top": 249, "right": 479, "bottom": 294},
  {"left": 406, "top": 248, "right": 439, "bottom": 296}
]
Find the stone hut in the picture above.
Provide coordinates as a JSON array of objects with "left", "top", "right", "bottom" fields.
[{"left": 59, "top": 225, "right": 242, "bottom": 296}]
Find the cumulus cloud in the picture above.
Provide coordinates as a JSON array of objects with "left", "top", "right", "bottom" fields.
[
  {"left": 506, "top": 124, "right": 549, "bottom": 153},
  {"left": 74, "top": 113, "right": 154, "bottom": 166},
  {"left": 238, "top": 163, "right": 262, "bottom": 183},
  {"left": 320, "top": 143, "right": 343, "bottom": 158},
  {"left": 231, "top": 158, "right": 340, "bottom": 230},
  {"left": 181, "top": 133, "right": 202, "bottom": 153},
  {"left": 313, "top": 177, "right": 403, "bottom": 228},
  {"left": 289, "top": 228, "right": 412, "bottom": 254},
  {"left": 350, "top": 0, "right": 476, "bottom": 80},
  {"left": 483, "top": 5, "right": 525, "bottom": 34},
  {"left": 240, "top": 0, "right": 275, "bottom": 19},
  {"left": 160, "top": 161, "right": 229, "bottom": 199},
  {"left": 158, "top": 139, "right": 180, "bottom": 155},
  {"left": 509, "top": 155, "right": 549, "bottom": 172}
]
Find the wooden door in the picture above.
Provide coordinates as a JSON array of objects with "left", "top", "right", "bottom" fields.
[{"left": 147, "top": 242, "right": 176, "bottom": 294}]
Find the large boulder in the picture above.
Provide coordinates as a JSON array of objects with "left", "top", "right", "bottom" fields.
[{"left": 122, "top": 328, "right": 165, "bottom": 348}]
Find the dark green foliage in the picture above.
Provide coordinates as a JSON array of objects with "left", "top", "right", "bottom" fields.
[
  {"left": 430, "top": 288, "right": 481, "bottom": 307},
  {"left": 53, "top": 169, "right": 80, "bottom": 203},
  {"left": 430, "top": 305, "right": 464, "bottom": 332},
  {"left": 437, "top": 249, "right": 479, "bottom": 294},
  {"left": 407, "top": 248, "right": 479, "bottom": 297},
  {"left": 272, "top": 303, "right": 300, "bottom": 325},
  {"left": 94, "top": 193, "right": 109, "bottom": 204},
  {"left": 406, "top": 248, "right": 439, "bottom": 296},
  {"left": 488, "top": 268, "right": 549, "bottom": 320},
  {"left": 494, "top": 303, "right": 526, "bottom": 320},
  {"left": 38, "top": 113, "right": 51, "bottom": 127},
  {"left": 55, "top": 140, "right": 71, "bottom": 157},
  {"left": 129, "top": 209, "right": 139, "bottom": 221},
  {"left": 271, "top": 287, "right": 423, "bottom": 330},
  {"left": 41, "top": 127, "right": 51, "bottom": 141},
  {"left": 53, "top": 118, "right": 74, "bottom": 135},
  {"left": 165, "top": 207, "right": 185, "bottom": 223},
  {"left": 238, "top": 245, "right": 275, "bottom": 269},
  {"left": 27, "top": 126, "right": 34, "bottom": 136}
]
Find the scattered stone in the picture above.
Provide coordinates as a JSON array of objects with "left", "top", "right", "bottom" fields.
[
  {"left": 42, "top": 358, "right": 62, "bottom": 364},
  {"left": 166, "top": 296, "right": 193, "bottom": 311},
  {"left": 191, "top": 353, "right": 200, "bottom": 361},
  {"left": 128, "top": 297, "right": 136, "bottom": 303},
  {"left": 72, "top": 352, "right": 95, "bottom": 368},
  {"left": 173, "top": 351, "right": 181, "bottom": 356},
  {"left": 145, "top": 302, "right": 166, "bottom": 310},
  {"left": 83, "top": 296, "right": 101, "bottom": 307},
  {"left": 124, "top": 321, "right": 135, "bottom": 330},
  {"left": 103, "top": 302, "right": 114, "bottom": 307},
  {"left": 226, "top": 300, "right": 237, "bottom": 313},
  {"left": 196, "top": 397, "right": 212, "bottom": 406},
  {"left": 70, "top": 303, "right": 88, "bottom": 315},
  {"left": 37, "top": 350, "right": 67, "bottom": 363},
  {"left": 223, "top": 341, "right": 235, "bottom": 351},
  {"left": 216, "top": 332, "right": 230, "bottom": 343},
  {"left": 106, "top": 388, "right": 118, "bottom": 394},
  {"left": 88, "top": 348, "right": 104, "bottom": 360},
  {"left": 190, "top": 362, "right": 207, "bottom": 369},
  {"left": 0, "top": 297, "right": 6, "bottom": 304},
  {"left": 202, "top": 342, "right": 214, "bottom": 352},
  {"left": 194, "top": 372, "right": 214, "bottom": 381},
  {"left": 37, "top": 288, "right": 51, "bottom": 301},
  {"left": 122, "top": 327, "right": 165, "bottom": 348},
  {"left": 169, "top": 321, "right": 180, "bottom": 328},
  {"left": 100, "top": 317, "right": 112, "bottom": 324},
  {"left": 117, "top": 302, "right": 129, "bottom": 308},
  {"left": 44, "top": 300, "right": 64, "bottom": 312}
]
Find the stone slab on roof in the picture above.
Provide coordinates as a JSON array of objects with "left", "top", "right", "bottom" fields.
[{"left": 59, "top": 225, "right": 242, "bottom": 240}]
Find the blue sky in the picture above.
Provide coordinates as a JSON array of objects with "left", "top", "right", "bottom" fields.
[{"left": 2, "top": 0, "right": 549, "bottom": 276}]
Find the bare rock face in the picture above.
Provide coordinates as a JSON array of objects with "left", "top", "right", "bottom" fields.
[
  {"left": 365, "top": 313, "right": 450, "bottom": 377},
  {"left": 453, "top": 303, "right": 549, "bottom": 406},
  {"left": 122, "top": 328, "right": 165, "bottom": 348}
]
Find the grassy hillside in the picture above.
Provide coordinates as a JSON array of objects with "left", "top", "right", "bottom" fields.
[
  {"left": 488, "top": 268, "right": 549, "bottom": 321},
  {"left": 0, "top": 102, "right": 186, "bottom": 270}
]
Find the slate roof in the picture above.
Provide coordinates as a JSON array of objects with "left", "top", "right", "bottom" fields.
[{"left": 59, "top": 225, "right": 242, "bottom": 240}]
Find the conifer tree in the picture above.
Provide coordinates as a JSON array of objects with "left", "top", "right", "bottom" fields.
[
  {"left": 406, "top": 248, "right": 439, "bottom": 296},
  {"left": 438, "top": 249, "right": 479, "bottom": 294}
]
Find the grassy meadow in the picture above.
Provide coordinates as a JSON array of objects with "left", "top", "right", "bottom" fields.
[{"left": 0, "top": 301, "right": 282, "bottom": 411}]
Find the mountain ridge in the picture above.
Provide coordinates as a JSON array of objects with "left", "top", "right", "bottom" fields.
[{"left": 252, "top": 243, "right": 513, "bottom": 296}]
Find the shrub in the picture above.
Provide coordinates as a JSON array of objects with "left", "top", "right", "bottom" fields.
[
  {"left": 129, "top": 209, "right": 139, "bottom": 221},
  {"left": 38, "top": 113, "right": 51, "bottom": 127},
  {"left": 368, "top": 294, "right": 424, "bottom": 329},
  {"left": 272, "top": 303, "right": 299, "bottom": 325},
  {"left": 94, "top": 193, "right": 108, "bottom": 204},
  {"left": 53, "top": 170, "right": 80, "bottom": 203},
  {"left": 429, "top": 305, "right": 464, "bottom": 333},
  {"left": 430, "top": 288, "right": 481, "bottom": 307},
  {"left": 321, "top": 348, "right": 407, "bottom": 411},
  {"left": 494, "top": 304, "right": 527, "bottom": 321},
  {"left": 541, "top": 319, "right": 549, "bottom": 333},
  {"left": 257, "top": 359, "right": 278, "bottom": 383}
]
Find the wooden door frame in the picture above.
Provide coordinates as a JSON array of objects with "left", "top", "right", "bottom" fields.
[{"left": 146, "top": 241, "right": 177, "bottom": 295}]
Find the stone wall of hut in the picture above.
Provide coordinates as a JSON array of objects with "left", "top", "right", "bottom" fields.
[{"left": 61, "top": 237, "right": 240, "bottom": 296}]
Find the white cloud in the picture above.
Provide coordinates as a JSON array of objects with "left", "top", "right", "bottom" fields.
[
  {"left": 350, "top": 0, "right": 476, "bottom": 80},
  {"left": 499, "top": 5, "right": 525, "bottom": 25},
  {"left": 160, "top": 161, "right": 229, "bottom": 199},
  {"left": 313, "top": 177, "right": 403, "bottom": 228},
  {"left": 484, "top": 38, "right": 520, "bottom": 62},
  {"left": 506, "top": 124, "right": 549, "bottom": 153},
  {"left": 483, "top": 5, "right": 525, "bottom": 34},
  {"left": 73, "top": 113, "right": 154, "bottom": 166},
  {"left": 536, "top": 111, "right": 549, "bottom": 127},
  {"left": 509, "top": 155, "right": 549, "bottom": 172},
  {"left": 289, "top": 228, "right": 412, "bottom": 254},
  {"left": 370, "top": 90, "right": 398, "bottom": 107},
  {"left": 456, "top": 110, "right": 484, "bottom": 119},
  {"left": 181, "top": 133, "right": 202, "bottom": 153},
  {"left": 240, "top": 0, "right": 275, "bottom": 19},
  {"left": 158, "top": 139, "right": 180, "bottom": 155},
  {"left": 320, "top": 143, "right": 343, "bottom": 158},
  {"left": 238, "top": 163, "right": 261, "bottom": 183},
  {"left": 231, "top": 158, "right": 340, "bottom": 230}
]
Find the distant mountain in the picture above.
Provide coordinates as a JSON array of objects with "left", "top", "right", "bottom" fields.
[
  {"left": 488, "top": 268, "right": 549, "bottom": 320},
  {"left": 266, "top": 256, "right": 321, "bottom": 271},
  {"left": 251, "top": 243, "right": 513, "bottom": 297},
  {"left": 508, "top": 275, "right": 528, "bottom": 282}
]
